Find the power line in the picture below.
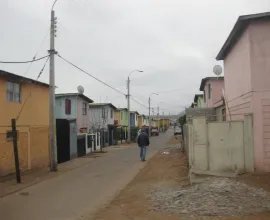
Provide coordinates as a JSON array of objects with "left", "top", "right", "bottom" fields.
[
  {"left": 0, "top": 55, "right": 50, "bottom": 64},
  {"left": 23, "top": 28, "right": 50, "bottom": 77},
  {"left": 57, "top": 54, "right": 126, "bottom": 96},
  {"left": 36, "top": 56, "right": 50, "bottom": 80},
  {"left": 16, "top": 56, "right": 50, "bottom": 121},
  {"left": 130, "top": 96, "right": 149, "bottom": 109}
]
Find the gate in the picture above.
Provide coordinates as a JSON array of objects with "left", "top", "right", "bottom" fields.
[
  {"left": 56, "top": 119, "right": 70, "bottom": 163},
  {"left": 188, "top": 115, "right": 254, "bottom": 177}
]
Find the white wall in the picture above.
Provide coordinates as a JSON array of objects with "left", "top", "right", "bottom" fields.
[
  {"left": 88, "top": 106, "right": 115, "bottom": 131},
  {"left": 189, "top": 115, "right": 254, "bottom": 175}
]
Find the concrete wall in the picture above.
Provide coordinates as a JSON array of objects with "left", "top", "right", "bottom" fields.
[
  {"left": 0, "top": 126, "right": 49, "bottom": 176},
  {"left": 189, "top": 115, "right": 254, "bottom": 176},
  {"left": 186, "top": 107, "right": 216, "bottom": 123}
]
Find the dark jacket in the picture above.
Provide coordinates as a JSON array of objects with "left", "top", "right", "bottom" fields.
[{"left": 137, "top": 132, "right": 150, "bottom": 147}]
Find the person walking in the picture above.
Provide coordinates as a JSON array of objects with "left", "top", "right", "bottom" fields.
[{"left": 137, "top": 128, "right": 150, "bottom": 161}]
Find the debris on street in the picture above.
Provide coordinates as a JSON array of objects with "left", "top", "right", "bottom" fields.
[{"left": 149, "top": 178, "right": 270, "bottom": 216}]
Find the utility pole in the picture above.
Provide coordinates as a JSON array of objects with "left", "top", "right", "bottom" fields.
[
  {"left": 127, "top": 70, "right": 143, "bottom": 142},
  {"left": 49, "top": 9, "right": 58, "bottom": 171},
  {"left": 148, "top": 96, "right": 151, "bottom": 137},
  {"left": 163, "top": 112, "right": 165, "bottom": 132},
  {"left": 127, "top": 77, "right": 131, "bottom": 142}
]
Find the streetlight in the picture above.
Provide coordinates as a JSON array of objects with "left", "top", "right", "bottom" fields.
[
  {"left": 148, "top": 93, "right": 159, "bottom": 137},
  {"left": 127, "top": 70, "right": 143, "bottom": 142}
]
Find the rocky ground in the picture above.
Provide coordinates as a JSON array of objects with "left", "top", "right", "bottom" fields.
[
  {"left": 91, "top": 136, "right": 270, "bottom": 220},
  {"left": 150, "top": 177, "right": 270, "bottom": 216}
]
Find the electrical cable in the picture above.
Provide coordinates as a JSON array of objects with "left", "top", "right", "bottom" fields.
[
  {"left": 36, "top": 56, "right": 50, "bottom": 80},
  {"left": 23, "top": 28, "right": 50, "bottom": 77},
  {"left": 57, "top": 54, "right": 126, "bottom": 96},
  {"left": 0, "top": 55, "right": 50, "bottom": 64},
  {"left": 16, "top": 56, "right": 50, "bottom": 121}
]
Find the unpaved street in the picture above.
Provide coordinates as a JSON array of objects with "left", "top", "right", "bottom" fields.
[
  {"left": 92, "top": 137, "right": 270, "bottom": 220},
  {"left": 0, "top": 131, "right": 171, "bottom": 220}
]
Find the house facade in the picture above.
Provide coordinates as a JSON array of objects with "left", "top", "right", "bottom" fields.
[
  {"left": 216, "top": 12, "right": 270, "bottom": 171},
  {"left": 115, "top": 108, "right": 128, "bottom": 126},
  {"left": 199, "top": 77, "right": 224, "bottom": 108},
  {"left": 194, "top": 94, "right": 204, "bottom": 108},
  {"left": 0, "top": 70, "right": 50, "bottom": 176},
  {"left": 88, "top": 103, "right": 117, "bottom": 131},
  {"left": 130, "top": 111, "right": 139, "bottom": 127},
  {"left": 143, "top": 115, "right": 149, "bottom": 126},
  {"left": 55, "top": 93, "right": 93, "bottom": 133}
]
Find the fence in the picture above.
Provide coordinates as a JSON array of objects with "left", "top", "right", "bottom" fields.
[
  {"left": 185, "top": 115, "right": 254, "bottom": 178},
  {"left": 77, "top": 132, "right": 101, "bottom": 156},
  {"left": 0, "top": 126, "right": 49, "bottom": 177}
]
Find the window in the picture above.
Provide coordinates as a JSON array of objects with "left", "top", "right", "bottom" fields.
[
  {"left": 208, "top": 84, "right": 211, "bottom": 99},
  {"left": 102, "top": 108, "right": 108, "bottom": 118},
  {"left": 222, "top": 108, "right": 226, "bottom": 121},
  {"left": 65, "top": 99, "right": 71, "bottom": 115},
  {"left": 121, "top": 111, "right": 123, "bottom": 120},
  {"left": 6, "top": 82, "right": 21, "bottom": 103},
  {"left": 82, "top": 102, "right": 87, "bottom": 115},
  {"left": 203, "top": 90, "right": 206, "bottom": 103},
  {"left": 110, "top": 109, "right": 113, "bottom": 119}
]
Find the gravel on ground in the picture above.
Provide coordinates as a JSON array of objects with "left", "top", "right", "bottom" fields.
[{"left": 149, "top": 177, "right": 270, "bottom": 216}]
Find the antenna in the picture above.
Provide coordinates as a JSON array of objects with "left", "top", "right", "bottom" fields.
[
  {"left": 213, "top": 65, "right": 222, "bottom": 78},
  {"left": 77, "top": 85, "right": 84, "bottom": 94}
]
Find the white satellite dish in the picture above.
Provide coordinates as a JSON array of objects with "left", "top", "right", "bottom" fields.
[
  {"left": 213, "top": 65, "right": 222, "bottom": 76},
  {"left": 77, "top": 85, "right": 84, "bottom": 94}
]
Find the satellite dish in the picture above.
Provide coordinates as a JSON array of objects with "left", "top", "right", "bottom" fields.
[
  {"left": 77, "top": 85, "right": 84, "bottom": 94},
  {"left": 213, "top": 65, "right": 222, "bottom": 76}
]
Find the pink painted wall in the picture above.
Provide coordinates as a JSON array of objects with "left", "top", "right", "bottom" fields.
[
  {"left": 249, "top": 20, "right": 270, "bottom": 171},
  {"left": 223, "top": 19, "right": 270, "bottom": 171},
  {"left": 77, "top": 97, "right": 89, "bottom": 132},
  {"left": 203, "top": 79, "right": 224, "bottom": 108},
  {"left": 224, "top": 28, "right": 252, "bottom": 121}
]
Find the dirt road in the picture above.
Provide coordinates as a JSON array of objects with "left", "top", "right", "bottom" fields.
[
  {"left": 92, "top": 136, "right": 270, "bottom": 220},
  {"left": 0, "top": 131, "right": 171, "bottom": 220}
]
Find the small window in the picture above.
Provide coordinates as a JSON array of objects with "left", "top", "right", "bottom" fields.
[
  {"left": 121, "top": 111, "right": 123, "bottom": 120},
  {"left": 208, "top": 84, "right": 211, "bottom": 99},
  {"left": 6, "top": 82, "right": 21, "bottom": 103},
  {"left": 110, "top": 109, "right": 113, "bottom": 119},
  {"left": 222, "top": 108, "right": 226, "bottom": 121},
  {"left": 102, "top": 108, "right": 108, "bottom": 118},
  {"left": 203, "top": 90, "right": 206, "bottom": 103},
  {"left": 65, "top": 99, "right": 71, "bottom": 115},
  {"left": 82, "top": 102, "right": 87, "bottom": 115}
]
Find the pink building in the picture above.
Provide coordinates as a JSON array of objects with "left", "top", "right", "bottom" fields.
[
  {"left": 216, "top": 12, "right": 270, "bottom": 172},
  {"left": 199, "top": 77, "right": 224, "bottom": 108}
]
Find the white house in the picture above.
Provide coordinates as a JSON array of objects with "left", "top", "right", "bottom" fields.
[{"left": 88, "top": 103, "right": 117, "bottom": 132}]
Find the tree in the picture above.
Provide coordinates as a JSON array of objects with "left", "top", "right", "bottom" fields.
[{"left": 178, "top": 114, "right": 186, "bottom": 141}]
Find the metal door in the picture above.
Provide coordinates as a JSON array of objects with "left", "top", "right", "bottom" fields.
[{"left": 69, "top": 120, "right": 77, "bottom": 159}]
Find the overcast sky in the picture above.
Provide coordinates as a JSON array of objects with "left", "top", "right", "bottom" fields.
[{"left": 1, "top": 0, "right": 269, "bottom": 115}]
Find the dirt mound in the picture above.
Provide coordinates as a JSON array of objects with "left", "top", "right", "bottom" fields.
[{"left": 150, "top": 178, "right": 270, "bottom": 216}]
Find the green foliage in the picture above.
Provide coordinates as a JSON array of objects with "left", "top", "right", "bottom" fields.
[{"left": 178, "top": 114, "right": 186, "bottom": 126}]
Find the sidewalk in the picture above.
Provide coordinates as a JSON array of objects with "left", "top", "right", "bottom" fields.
[{"left": 0, "top": 143, "right": 135, "bottom": 198}]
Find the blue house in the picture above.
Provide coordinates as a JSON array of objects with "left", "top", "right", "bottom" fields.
[
  {"left": 55, "top": 93, "right": 93, "bottom": 133},
  {"left": 130, "top": 111, "right": 139, "bottom": 127}
]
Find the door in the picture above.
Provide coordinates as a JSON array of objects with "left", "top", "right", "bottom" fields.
[{"left": 56, "top": 119, "right": 70, "bottom": 163}]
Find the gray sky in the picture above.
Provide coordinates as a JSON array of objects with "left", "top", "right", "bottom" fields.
[{"left": 1, "top": 0, "right": 269, "bottom": 115}]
